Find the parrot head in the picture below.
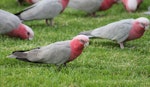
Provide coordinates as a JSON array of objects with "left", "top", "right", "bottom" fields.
[
  {"left": 135, "top": 17, "right": 150, "bottom": 30},
  {"left": 68, "top": 35, "right": 89, "bottom": 62},
  {"left": 72, "top": 35, "right": 89, "bottom": 47},
  {"left": 6, "top": 24, "right": 34, "bottom": 40}
]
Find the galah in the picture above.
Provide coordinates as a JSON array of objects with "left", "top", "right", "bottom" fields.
[
  {"left": 79, "top": 17, "right": 150, "bottom": 49},
  {"left": 17, "top": 0, "right": 41, "bottom": 5},
  {"left": 144, "top": 6, "right": 150, "bottom": 15},
  {"left": 0, "top": 9, "right": 34, "bottom": 40},
  {"left": 121, "top": 0, "right": 143, "bottom": 12},
  {"left": 8, "top": 35, "right": 89, "bottom": 66},
  {"left": 68, "top": 0, "right": 119, "bottom": 16},
  {"left": 15, "top": 0, "right": 70, "bottom": 26}
]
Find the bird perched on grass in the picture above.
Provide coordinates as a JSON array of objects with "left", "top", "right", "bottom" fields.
[
  {"left": 79, "top": 17, "right": 150, "bottom": 49},
  {"left": 8, "top": 35, "right": 89, "bottom": 67},
  {"left": 68, "top": 0, "right": 119, "bottom": 17},
  {"left": 0, "top": 9, "right": 34, "bottom": 40},
  {"left": 121, "top": 0, "right": 143, "bottom": 12},
  {"left": 15, "top": 0, "right": 70, "bottom": 26}
]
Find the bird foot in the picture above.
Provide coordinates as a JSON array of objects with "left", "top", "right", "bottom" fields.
[
  {"left": 45, "top": 19, "right": 54, "bottom": 26},
  {"left": 119, "top": 42, "right": 124, "bottom": 49}
]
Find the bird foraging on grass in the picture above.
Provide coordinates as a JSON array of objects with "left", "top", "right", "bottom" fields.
[
  {"left": 15, "top": 0, "right": 70, "bottom": 26},
  {"left": 121, "top": 0, "right": 143, "bottom": 12},
  {"left": 8, "top": 35, "right": 89, "bottom": 67},
  {"left": 0, "top": 9, "right": 34, "bottom": 40},
  {"left": 79, "top": 17, "right": 150, "bottom": 49},
  {"left": 68, "top": 0, "right": 119, "bottom": 17}
]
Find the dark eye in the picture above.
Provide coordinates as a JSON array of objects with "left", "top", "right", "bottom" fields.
[
  {"left": 27, "top": 32, "right": 30, "bottom": 35},
  {"left": 80, "top": 39, "right": 85, "bottom": 44},
  {"left": 141, "top": 23, "right": 145, "bottom": 27}
]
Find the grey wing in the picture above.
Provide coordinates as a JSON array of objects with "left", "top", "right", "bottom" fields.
[
  {"left": 0, "top": 10, "right": 20, "bottom": 34},
  {"left": 68, "top": 0, "right": 103, "bottom": 13},
  {"left": 19, "top": 0, "right": 62, "bottom": 20},
  {"left": 91, "top": 19, "right": 133, "bottom": 43},
  {"left": 26, "top": 41, "right": 71, "bottom": 65}
]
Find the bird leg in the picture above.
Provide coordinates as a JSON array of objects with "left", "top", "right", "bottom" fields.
[
  {"left": 45, "top": 18, "right": 54, "bottom": 26},
  {"left": 17, "top": 0, "right": 24, "bottom": 5},
  {"left": 56, "top": 63, "right": 67, "bottom": 71},
  {"left": 119, "top": 42, "right": 124, "bottom": 49},
  {"left": 90, "top": 12, "right": 97, "bottom": 17},
  {"left": 86, "top": 12, "right": 105, "bottom": 17},
  {"left": 86, "top": 12, "right": 97, "bottom": 17}
]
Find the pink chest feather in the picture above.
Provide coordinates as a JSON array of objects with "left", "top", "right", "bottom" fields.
[
  {"left": 68, "top": 40, "right": 84, "bottom": 62},
  {"left": 127, "top": 24, "right": 145, "bottom": 41},
  {"left": 99, "top": 0, "right": 116, "bottom": 10},
  {"left": 6, "top": 24, "right": 27, "bottom": 39},
  {"left": 60, "top": 0, "right": 69, "bottom": 12}
]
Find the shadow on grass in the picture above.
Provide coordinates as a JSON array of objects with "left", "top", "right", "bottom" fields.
[
  {"left": 1, "top": 58, "right": 97, "bottom": 72},
  {"left": 89, "top": 40, "right": 120, "bottom": 49},
  {"left": 89, "top": 39, "right": 148, "bottom": 50}
]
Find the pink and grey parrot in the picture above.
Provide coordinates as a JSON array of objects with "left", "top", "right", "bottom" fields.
[
  {"left": 17, "top": 0, "right": 41, "bottom": 5},
  {"left": 8, "top": 35, "right": 89, "bottom": 66},
  {"left": 68, "top": 0, "right": 119, "bottom": 16},
  {"left": 15, "top": 0, "right": 70, "bottom": 26},
  {"left": 79, "top": 17, "right": 150, "bottom": 49},
  {"left": 0, "top": 9, "right": 34, "bottom": 40},
  {"left": 121, "top": 0, "right": 143, "bottom": 12}
]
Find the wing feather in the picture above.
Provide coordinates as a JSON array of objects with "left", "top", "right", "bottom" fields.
[
  {"left": 68, "top": 0, "right": 103, "bottom": 13},
  {"left": 91, "top": 19, "right": 134, "bottom": 43},
  {"left": 0, "top": 10, "right": 20, "bottom": 34},
  {"left": 17, "top": 0, "right": 63, "bottom": 20},
  {"left": 26, "top": 41, "right": 71, "bottom": 65}
]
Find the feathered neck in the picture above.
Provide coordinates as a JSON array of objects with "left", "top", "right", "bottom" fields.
[
  {"left": 68, "top": 39, "right": 84, "bottom": 62},
  {"left": 99, "top": 0, "right": 117, "bottom": 10},
  {"left": 60, "top": 0, "right": 69, "bottom": 12},
  {"left": 6, "top": 24, "right": 27, "bottom": 39},
  {"left": 127, "top": 21, "right": 145, "bottom": 41}
]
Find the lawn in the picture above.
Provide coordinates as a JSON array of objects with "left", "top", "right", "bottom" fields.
[{"left": 0, "top": 0, "right": 150, "bottom": 87}]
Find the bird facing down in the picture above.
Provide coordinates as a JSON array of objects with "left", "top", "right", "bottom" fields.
[
  {"left": 121, "top": 0, "right": 143, "bottom": 12},
  {"left": 15, "top": 0, "right": 70, "bottom": 26},
  {"left": 0, "top": 9, "right": 34, "bottom": 40},
  {"left": 8, "top": 35, "right": 89, "bottom": 66},
  {"left": 68, "top": 0, "right": 119, "bottom": 17},
  {"left": 79, "top": 17, "right": 150, "bottom": 49}
]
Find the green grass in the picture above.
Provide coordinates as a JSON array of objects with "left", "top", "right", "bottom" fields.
[{"left": 0, "top": 0, "right": 150, "bottom": 87}]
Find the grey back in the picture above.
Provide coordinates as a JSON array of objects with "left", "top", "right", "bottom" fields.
[
  {"left": 91, "top": 19, "right": 134, "bottom": 43},
  {"left": 68, "top": 0, "right": 103, "bottom": 13},
  {"left": 0, "top": 10, "right": 20, "bottom": 34},
  {"left": 26, "top": 40, "right": 71, "bottom": 65},
  {"left": 19, "top": 0, "right": 63, "bottom": 20}
]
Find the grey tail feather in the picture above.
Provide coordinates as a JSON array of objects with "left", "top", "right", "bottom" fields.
[
  {"left": 16, "top": 58, "right": 32, "bottom": 62},
  {"left": 79, "top": 30, "right": 95, "bottom": 38},
  {"left": 8, "top": 51, "right": 30, "bottom": 62},
  {"left": 15, "top": 12, "right": 22, "bottom": 20},
  {"left": 15, "top": 11, "right": 24, "bottom": 20},
  {"left": 8, "top": 48, "right": 41, "bottom": 63},
  {"left": 15, "top": 4, "right": 35, "bottom": 16}
]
